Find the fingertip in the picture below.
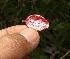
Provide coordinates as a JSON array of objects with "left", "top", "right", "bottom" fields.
[{"left": 19, "top": 28, "right": 40, "bottom": 44}]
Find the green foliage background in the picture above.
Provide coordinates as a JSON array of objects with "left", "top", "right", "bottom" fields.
[{"left": 0, "top": 0, "right": 70, "bottom": 59}]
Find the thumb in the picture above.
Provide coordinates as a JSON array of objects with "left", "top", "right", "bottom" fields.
[{"left": 0, "top": 28, "right": 40, "bottom": 59}]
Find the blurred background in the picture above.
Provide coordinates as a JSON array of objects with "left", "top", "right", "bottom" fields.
[{"left": 0, "top": 0, "right": 70, "bottom": 59}]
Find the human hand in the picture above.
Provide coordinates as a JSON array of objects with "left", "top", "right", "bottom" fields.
[{"left": 0, "top": 25, "right": 40, "bottom": 59}]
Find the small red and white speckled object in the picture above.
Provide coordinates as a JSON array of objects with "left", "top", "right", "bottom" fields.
[{"left": 22, "top": 14, "right": 49, "bottom": 31}]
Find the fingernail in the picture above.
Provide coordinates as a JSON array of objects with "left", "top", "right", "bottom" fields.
[{"left": 19, "top": 28, "right": 39, "bottom": 43}]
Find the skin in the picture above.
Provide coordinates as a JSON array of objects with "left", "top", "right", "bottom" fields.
[{"left": 0, "top": 25, "right": 40, "bottom": 59}]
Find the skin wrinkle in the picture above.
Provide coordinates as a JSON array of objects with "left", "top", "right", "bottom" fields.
[
  {"left": 11, "top": 34, "right": 20, "bottom": 47},
  {"left": 16, "top": 32, "right": 39, "bottom": 52},
  {"left": 9, "top": 33, "right": 28, "bottom": 50},
  {"left": 0, "top": 35, "right": 27, "bottom": 58},
  {"left": 11, "top": 33, "right": 25, "bottom": 47},
  {"left": 10, "top": 34, "right": 25, "bottom": 57},
  {"left": 0, "top": 25, "right": 28, "bottom": 41},
  {"left": 0, "top": 25, "right": 28, "bottom": 37},
  {"left": 0, "top": 25, "right": 40, "bottom": 59},
  {"left": 14, "top": 36, "right": 34, "bottom": 59}
]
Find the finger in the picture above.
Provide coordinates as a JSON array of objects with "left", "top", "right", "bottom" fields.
[
  {"left": 0, "top": 28, "right": 40, "bottom": 59},
  {"left": 6, "top": 25, "right": 28, "bottom": 34},
  {"left": 0, "top": 25, "right": 27, "bottom": 38}
]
